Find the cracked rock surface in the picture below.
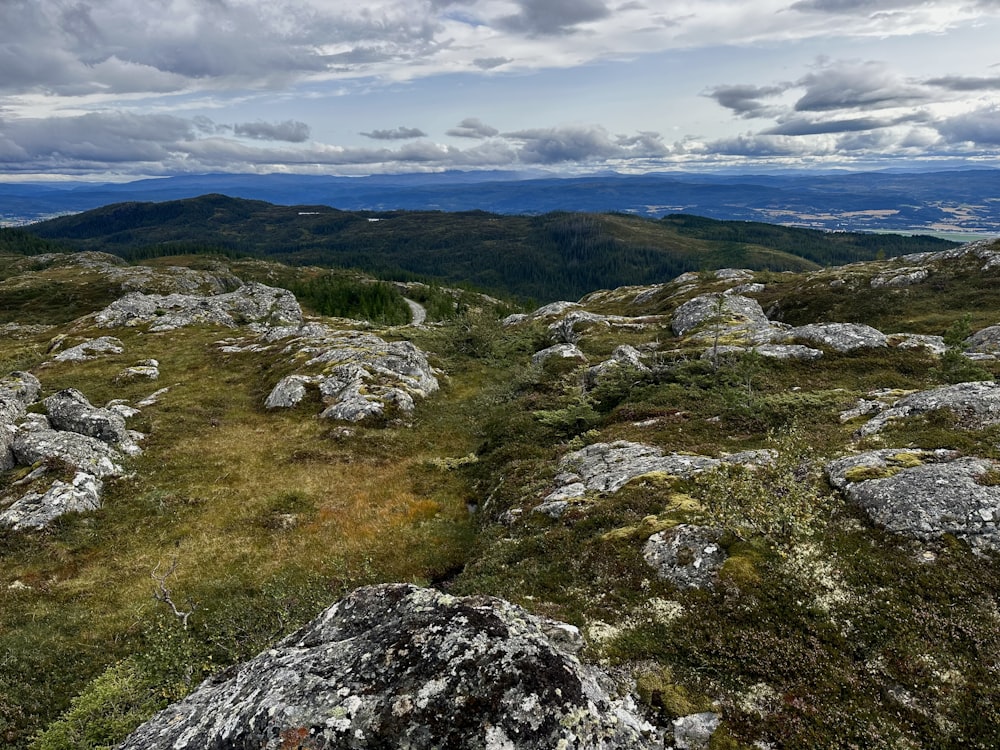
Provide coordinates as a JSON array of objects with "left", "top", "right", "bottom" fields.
[{"left": 120, "top": 583, "right": 663, "bottom": 750}]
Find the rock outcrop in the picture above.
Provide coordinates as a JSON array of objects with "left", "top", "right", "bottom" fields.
[
  {"left": 262, "top": 327, "right": 438, "bottom": 422},
  {"left": 51, "top": 336, "right": 125, "bottom": 362},
  {"left": 0, "top": 472, "right": 103, "bottom": 531},
  {"left": 671, "top": 293, "right": 771, "bottom": 338},
  {"left": 540, "top": 441, "right": 775, "bottom": 509},
  {"left": 95, "top": 282, "right": 302, "bottom": 332},
  {"left": 43, "top": 389, "right": 132, "bottom": 449},
  {"left": 856, "top": 381, "right": 1000, "bottom": 436},
  {"left": 120, "top": 583, "right": 663, "bottom": 750},
  {"left": 532, "top": 343, "right": 587, "bottom": 367},
  {"left": 826, "top": 449, "right": 1000, "bottom": 553},
  {"left": 784, "top": 323, "right": 888, "bottom": 353},
  {"left": 0, "top": 371, "right": 41, "bottom": 470}
]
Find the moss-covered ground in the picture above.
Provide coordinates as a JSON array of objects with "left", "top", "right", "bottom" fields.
[{"left": 4, "top": 245, "right": 1000, "bottom": 749}]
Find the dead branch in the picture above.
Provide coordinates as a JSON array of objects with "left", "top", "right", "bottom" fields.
[{"left": 151, "top": 556, "right": 197, "bottom": 630}]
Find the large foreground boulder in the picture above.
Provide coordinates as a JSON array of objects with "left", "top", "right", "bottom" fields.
[{"left": 120, "top": 583, "right": 662, "bottom": 750}]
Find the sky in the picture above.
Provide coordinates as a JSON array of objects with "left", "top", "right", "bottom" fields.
[{"left": 2, "top": 0, "right": 1000, "bottom": 181}]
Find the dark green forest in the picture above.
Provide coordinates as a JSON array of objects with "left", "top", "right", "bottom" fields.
[{"left": 26, "top": 194, "right": 957, "bottom": 302}]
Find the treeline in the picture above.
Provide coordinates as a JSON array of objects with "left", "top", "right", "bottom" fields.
[
  {"left": 660, "top": 214, "right": 954, "bottom": 266},
  {"left": 283, "top": 275, "right": 411, "bottom": 325},
  {"left": 0, "top": 227, "right": 71, "bottom": 256}
]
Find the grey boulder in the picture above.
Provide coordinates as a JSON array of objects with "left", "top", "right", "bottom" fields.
[
  {"left": 0, "top": 371, "right": 41, "bottom": 470},
  {"left": 44, "top": 389, "right": 130, "bottom": 447},
  {"left": 672, "top": 294, "right": 770, "bottom": 338},
  {"left": 12, "top": 428, "right": 125, "bottom": 478},
  {"left": 643, "top": 525, "right": 727, "bottom": 590},
  {"left": 0, "top": 472, "right": 103, "bottom": 530},
  {"left": 120, "top": 583, "right": 662, "bottom": 750},
  {"left": 826, "top": 449, "right": 1000, "bottom": 552},
  {"left": 857, "top": 381, "right": 1000, "bottom": 436},
  {"left": 785, "top": 323, "right": 888, "bottom": 352}
]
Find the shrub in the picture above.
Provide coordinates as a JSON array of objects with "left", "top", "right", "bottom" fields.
[{"left": 694, "top": 434, "right": 831, "bottom": 545}]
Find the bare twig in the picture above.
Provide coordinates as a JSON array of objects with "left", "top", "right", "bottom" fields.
[{"left": 151, "top": 556, "right": 197, "bottom": 629}]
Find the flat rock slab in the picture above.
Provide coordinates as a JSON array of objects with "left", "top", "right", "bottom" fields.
[
  {"left": 857, "top": 381, "right": 1000, "bottom": 436},
  {"left": 120, "top": 583, "right": 662, "bottom": 750},
  {"left": 785, "top": 323, "right": 888, "bottom": 352},
  {"left": 826, "top": 449, "right": 1000, "bottom": 552},
  {"left": 51, "top": 336, "right": 124, "bottom": 362},
  {"left": 550, "top": 441, "right": 775, "bottom": 499}
]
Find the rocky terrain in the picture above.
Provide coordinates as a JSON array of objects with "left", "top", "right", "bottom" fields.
[{"left": 4, "top": 237, "right": 1000, "bottom": 749}]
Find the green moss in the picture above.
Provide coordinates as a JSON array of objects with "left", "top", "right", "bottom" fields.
[
  {"left": 636, "top": 665, "right": 714, "bottom": 720},
  {"left": 844, "top": 465, "right": 895, "bottom": 482}
]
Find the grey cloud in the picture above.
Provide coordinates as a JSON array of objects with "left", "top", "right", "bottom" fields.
[
  {"left": 0, "top": 112, "right": 195, "bottom": 167},
  {"left": 473, "top": 57, "right": 512, "bottom": 70},
  {"left": 503, "top": 125, "right": 667, "bottom": 163},
  {"left": 925, "top": 75, "right": 1000, "bottom": 91},
  {"left": 706, "top": 84, "right": 788, "bottom": 119},
  {"left": 233, "top": 120, "right": 311, "bottom": 142},
  {"left": 498, "top": 0, "right": 610, "bottom": 35},
  {"left": 446, "top": 118, "right": 499, "bottom": 139},
  {"left": 763, "top": 111, "right": 926, "bottom": 136},
  {"left": 936, "top": 106, "right": 1000, "bottom": 145},
  {"left": 0, "top": 0, "right": 444, "bottom": 98},
  {"left": 699, "top": 134, "right": 816, "bottom": 157},
  {"left": 361, "top": 127, "right": 429, "bottom": 140},
  {"left": 789, "top": 0, "right": 914, "bottom": 12},
  {"left": 794, "top": 62, "right": 928, "bottom": 112}
]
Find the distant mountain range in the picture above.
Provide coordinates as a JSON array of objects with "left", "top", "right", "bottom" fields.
[{"left": 4, "top": 169, "right": 1000, "bottom": 236}]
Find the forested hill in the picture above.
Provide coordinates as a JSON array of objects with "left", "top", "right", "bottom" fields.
[{"left": 27, "top": 194, "right": 958, "bottom": 302}]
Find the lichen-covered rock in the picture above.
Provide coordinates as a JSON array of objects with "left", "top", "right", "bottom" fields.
[
  {"left": 260, "top": 327, "right": 438, "bottom": 423},
  {"left": 0, "top": 472, "right": 102, "bottom": 530},
  {"left": 586, "top": 344, "right": 649, "bottom": 388},
  {"left": 532, "top": 343, "right": 587, "bottom": 367},
  {"left": 785, "top": 323, "right": 888, "bottom": 352},
  {"left": 870, "top": 267, "right": 929, "bottom": 289},
  {"left": 12, "top": 428, "right": 124, "bottom": 478},
  {"left": 643, "top": 525, "right": 727, "bottom": 590},
  {"left": 703, "top": 343, "right": 822, "bottom": 362},
  {"left": 857, "top": 381, "right": 1000, "bottom": 436},
  {"left": 116, "top": 360, "right": 160, "bottom": 381},
  {"left": 43, "top": 389, "right": 130, "bottom": 447},
  {"left": 94, "top": 282, "right": 302, "bottom": 331},
  {"left": 0, "top": 371, "right": 41, "bottom": 470},
  {"left": 672, "top": 712, "right": 721, "bottom": 750},
  {"left": 965, "top": 325, "right": 1000, "bottom": 356},
  {"left": 120, "top": 583, "right": 663, "bottom": 750},
  {"left": 826, "top": 449, "right": 1000, "bottom": 552},
  {"left": 51, "top": 336, "right": 124, "bottom": 362},
  {"left": 890, "top": 333, "right": 947, "bottom": 355},
  {"left": 671, "top": 294, "right": 770, "bottom": 338},
  {"left": 545, "top": 441, "right": 774, "bottom": 501},
  {"left": 264, "top": 374, "right": 319, "bottom": 409}
]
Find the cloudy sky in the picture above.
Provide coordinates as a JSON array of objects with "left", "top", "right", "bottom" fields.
[{"left": 2, "top": 0, "right": 1000, "bottom": 180}]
